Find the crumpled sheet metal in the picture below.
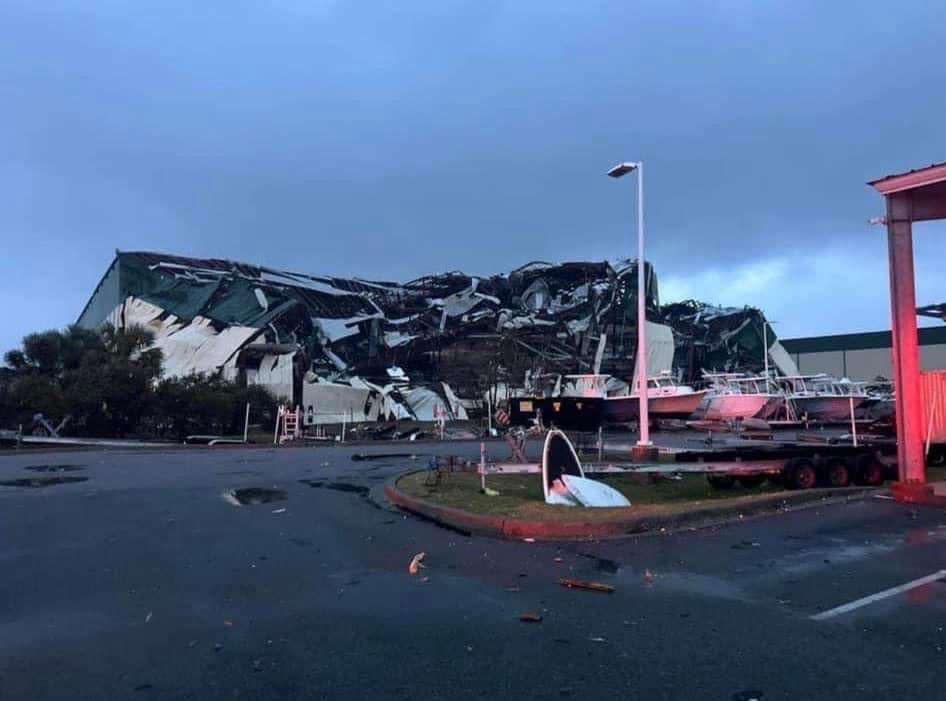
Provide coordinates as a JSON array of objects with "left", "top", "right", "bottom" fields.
[{"left": 84, "top": 252, "right": 790, "bottom": 411}]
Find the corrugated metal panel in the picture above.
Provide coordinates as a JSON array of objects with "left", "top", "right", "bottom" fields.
[
  {"left": 782, "top": 326, "right": 946, "bottom": 354},
  {"left": 795, "top": 350, "right": 845, "bottom": 378},
  {"left": 844, "top": 348, "right": 892, "bottom": 381},
  {"left": 919, "top": 371, "right": 946, "bottom": 443}
]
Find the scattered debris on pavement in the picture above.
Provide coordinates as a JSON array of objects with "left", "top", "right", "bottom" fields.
[
  {"left": 408, "top": 552, "right": 426, "bottom": 575},
  {"left": 519, "top": 612, "right": 543, "bottom": 623},
  {"left": 559, "top": 578, "right": 615, "bottom": 594}
]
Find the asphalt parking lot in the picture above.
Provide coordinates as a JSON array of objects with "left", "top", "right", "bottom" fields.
[{"left": 1, "top": 441, "right": 945, "bottom": 700}]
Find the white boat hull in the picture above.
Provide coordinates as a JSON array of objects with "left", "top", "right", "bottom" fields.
[
  {"left": 703, "top": 394, "right": 773, "bottom": 421},
  {"left": 794, "top": 396, "right": 867, "bottom": 423},
  {"left": 561, "top": 474, "right": 631, "bottom": 508}
]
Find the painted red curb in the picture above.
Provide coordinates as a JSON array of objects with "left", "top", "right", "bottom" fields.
[
  {"left": 384, "top": 472, "right": 877, "bottom": 541},
  {"left": 384, "top": 482, "right": 505, "bottom": 537}
]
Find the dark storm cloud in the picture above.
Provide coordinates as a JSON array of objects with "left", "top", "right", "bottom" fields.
[{"left": 2, "top": 0, "right": 946, "bottom": 350}]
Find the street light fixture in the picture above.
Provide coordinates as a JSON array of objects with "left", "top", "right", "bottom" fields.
[{"left": 608, "top": 161, "right": 651, "bottom": 448}]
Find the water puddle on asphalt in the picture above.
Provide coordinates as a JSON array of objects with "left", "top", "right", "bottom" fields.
[
  {"left": 576, "top": 552, "right": 621, "bottom": 574},
  {"left": 298, "top": 480, "right": 369, "bottom": 496},
  {"left": 0, "top": 476, "right": 89, "bottom": 488},
  {"left": 351, "top": 453, "right": 421, "bottom": 462},
  {"left": 23, "top": 464, "right": 85, "bottom": 473},
  {"left": 223, "top": 487, "right": 288, "bottom": 506},
  {"left": 609, "top": 566, "right": 746, "bottom": 601}
]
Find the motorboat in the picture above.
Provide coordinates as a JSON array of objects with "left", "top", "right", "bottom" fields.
[
  {"left": 779, "top": 374, "right": 868, "bottom": 423},
  {"left": 699, "top": 373, "right": 782, "bottom": 421},
  {"left": 856, "top": 380, "right": 894, "bottom": 420},
  {"left": 604, "top": 372, "right": 707, "bottom": 422}
]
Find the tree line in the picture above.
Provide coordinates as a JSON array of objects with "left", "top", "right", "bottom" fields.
[{"left": 0, "top": 325, "right": 276, "bottom": 439}]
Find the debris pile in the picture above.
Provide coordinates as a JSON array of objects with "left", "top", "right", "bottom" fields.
[
  {"left": 657, "top": 301, "right": 793, "bottom": 383},
  {"left": 77, "top": 251, "right": 791, "bottom": 424}
]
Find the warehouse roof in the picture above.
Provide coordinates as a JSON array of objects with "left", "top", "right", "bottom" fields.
[{"left": 782, "top": 326, "right": 946, "bottom": 354}]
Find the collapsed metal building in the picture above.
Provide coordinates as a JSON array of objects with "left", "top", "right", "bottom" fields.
[{"left": 76, "top": 251, "right": 796, "bottom": 424}]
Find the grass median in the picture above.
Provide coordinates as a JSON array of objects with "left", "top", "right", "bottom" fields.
[{"left": 395, "top": 470, "right": 805, "bottom": 524}]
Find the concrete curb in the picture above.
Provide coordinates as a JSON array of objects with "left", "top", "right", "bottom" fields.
[{"left": 383, "top": 471, "right": 879, "bottom": 541}]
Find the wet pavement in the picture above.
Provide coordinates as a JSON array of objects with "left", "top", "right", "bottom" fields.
[{"left": 1, "top": 440, "right": 945, "bottom": 700}]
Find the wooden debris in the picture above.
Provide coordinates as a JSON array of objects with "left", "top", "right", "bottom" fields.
[{"left": 558, "top": 578, "right": 615, "bottom": 594}]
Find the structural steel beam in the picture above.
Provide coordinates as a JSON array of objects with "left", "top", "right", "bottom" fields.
[{"left": 886, "top": 192, "right": 926, "bottom": 482}]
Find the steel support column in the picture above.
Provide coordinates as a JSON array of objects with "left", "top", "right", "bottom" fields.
[{"left": 886, "top": 193, "right": 925, "bottom": 482}]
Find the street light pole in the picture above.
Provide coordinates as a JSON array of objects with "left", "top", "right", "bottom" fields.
[
  {"left": 608, "top": 161, "right": 651, "bottom": 448},
  {"left": 763, "top": 321, "right": 769, "bottom": 378}
]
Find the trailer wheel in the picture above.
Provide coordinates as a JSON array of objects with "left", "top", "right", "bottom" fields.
[
  {"left": 707, "top": 474, "right": 736, "bottom": 490},
  {"left": 737, "top": 475, "right": 766, "bottom": 489},
  {"left": 824, "top": 459, "right": 851, "bottom": 488},
  {"left": 853, "top": 455, "right": 885, "bottom": 486},
  {"left": 785, "top": 458, "right": 818, "bottom": 490},
  {"left": 927, "top": 446, "right": 946, "bottom": 467}
]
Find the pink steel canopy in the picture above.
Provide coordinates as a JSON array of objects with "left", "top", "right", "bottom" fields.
[{"left": 869, "top": 162, "right": 946, "bottom": 483}]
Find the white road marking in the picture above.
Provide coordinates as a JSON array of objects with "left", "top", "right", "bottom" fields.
[{"left": 811, "top": 570, "right": 946, "bottom": 620}]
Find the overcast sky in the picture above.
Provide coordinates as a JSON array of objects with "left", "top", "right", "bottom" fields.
[{"left": 3, "top": 0, "right": 946, "bottom": 353}]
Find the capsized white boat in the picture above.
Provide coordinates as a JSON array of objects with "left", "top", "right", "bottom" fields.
[
  {"left": 561, "top": 474, "right": 631, "bottom": 507},
  {"left": 541, "top": 430, "right": 631, "bottom": 507},
  {"left": 542, "top": 429, "right": 584, "bottom": 505}
]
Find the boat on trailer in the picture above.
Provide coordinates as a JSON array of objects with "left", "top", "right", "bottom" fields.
[
  {"left": 604, "top": 372, "right": 707, "bottom": 422},
  {"left": 779, "top": 374, "right": 868, "bottom": 423},
  {"left": 699, "top": 373, "right": 782, "bottom": 421}
]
